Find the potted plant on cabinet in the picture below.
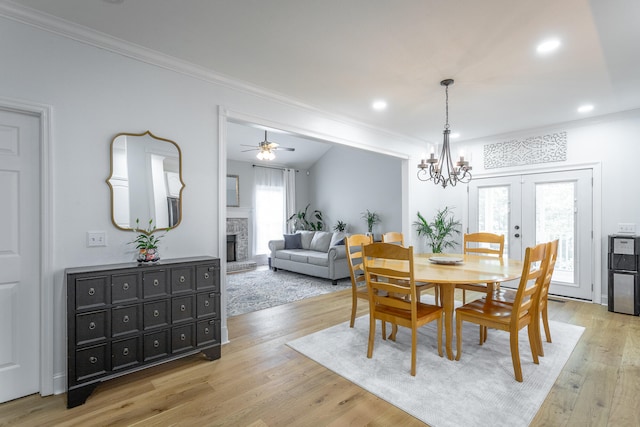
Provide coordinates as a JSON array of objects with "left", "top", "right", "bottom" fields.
[
  {"left": 414, "top": 207, "right": 461, "bottom": 253},
  {"left": 130, "top": 218, "right": 170, "bottom": 263}
]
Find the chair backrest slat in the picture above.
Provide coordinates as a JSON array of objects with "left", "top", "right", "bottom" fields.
[{"left": 463, "top": 232, "right": 505, "bottom": 257}]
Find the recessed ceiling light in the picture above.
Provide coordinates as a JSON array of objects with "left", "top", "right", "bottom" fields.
[
  {"left": 577, "top": 104, "right": 594, "bottom": 113},
  {"left": 536, "top": 38, "right": 561, "bottom": 54},
  {"left": 372, "top": 100, "right": 387, "bottom": 111}
]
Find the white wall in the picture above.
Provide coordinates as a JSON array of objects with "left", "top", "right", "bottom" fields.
[{"left": 310, "top": 144, "right": 403, "bottom": 236}]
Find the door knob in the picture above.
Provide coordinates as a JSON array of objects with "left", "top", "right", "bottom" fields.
[
  {"left": 514, "top": 233, "right": 520, "bottom": 238},
  {"left": 514, "top": 225, "right": 520, "bottom": 230}
]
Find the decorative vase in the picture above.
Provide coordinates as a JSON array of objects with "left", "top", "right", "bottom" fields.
[{"left": 137, "top": 248, "right": 160, "bottom": 264}]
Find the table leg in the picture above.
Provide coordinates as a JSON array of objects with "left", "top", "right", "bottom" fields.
[{"left": 440, "top": 284, "right": 455, "bottom": 360}]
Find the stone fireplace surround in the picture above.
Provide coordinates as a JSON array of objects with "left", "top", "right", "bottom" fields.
[{"left": 226, "top": 210, "right": 257, "bottom": 272}]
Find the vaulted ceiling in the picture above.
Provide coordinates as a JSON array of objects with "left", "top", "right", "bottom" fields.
[{"left": 7, "top": 0, "right": 640, "bottom": 164}]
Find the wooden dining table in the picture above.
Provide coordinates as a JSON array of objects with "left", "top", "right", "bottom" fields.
[{"left": 413, "top": 253, "right": 524, "bottom": 360}]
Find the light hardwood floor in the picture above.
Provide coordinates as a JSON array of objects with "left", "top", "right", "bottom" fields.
[{"left": 1, "top": 289, "right": 638, "bottom": 426}]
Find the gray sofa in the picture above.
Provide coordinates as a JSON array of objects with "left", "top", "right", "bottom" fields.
[{"left": 268, "top": 230, "right": 350, "bottom": 285}]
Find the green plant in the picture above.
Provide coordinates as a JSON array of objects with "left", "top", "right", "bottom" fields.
[
  {"left": 414, "top": 207, "right": 461, "bottom": 253},
  {"left": 288, "top": 204, "right": 325, "bottom": 231},
  {"left": 130, "top": 218, "right": 170, "bottom": 250},
  {"left": 333, "top": 220, "right": 347, "bottom": 232},
  {"left": 361, "top": 209, "right": 381, "bottom": 233}
]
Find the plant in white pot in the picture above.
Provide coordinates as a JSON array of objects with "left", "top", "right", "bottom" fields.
[
  {"left": 361, "top": 209, "right": 381, "bottom": 238},
  {"left": 130, "top": 218, "right": 170, "bottom": 263},
  {"left": 414, "top": 207, "right": 461, "bottom": 253}
]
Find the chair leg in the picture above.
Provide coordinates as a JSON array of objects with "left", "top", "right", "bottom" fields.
[
  {"left": 542, "top": 306, "right": 552, "bottom": 343},
  {"left": 509, "top": 330, "right": 523, "bottom": 382},
  {"left": 455, "top": 315, "right": 463, "bottom": 361},
  {"left": 479, "top": 325, "right": 484, "bottom": 345},
  {"left": 381, "top": 320, "right": 387, "bottom": 341},
  {"left": 350, "top": 294, "right": 357, "bottom": 328},
  {"left": 437, "top": 315, "right": 443, "bottom": 357},
  {"left": 388, "top": 323, "right": 398, "bottom": 341},
  {"left": 434, "top": 286, "right": 440, "bottom": 305},
  {"left": 410, "top": 328, "right": 417, "bottom": 376},
  {"left": 527, "top": 324, "right": 540, "bottom": 365},
  {"left": 462, "top": 289, "right": 467, "bottom": 304},
  {"left": 367, "top": 315, "right": 376, "bottom": 359}
]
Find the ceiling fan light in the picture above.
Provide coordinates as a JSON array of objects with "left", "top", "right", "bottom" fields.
[{"left": 256, "top": 151, "right": 264, "bottom": 160}]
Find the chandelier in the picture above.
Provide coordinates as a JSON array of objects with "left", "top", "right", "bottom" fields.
[{"left": 417, "top": 79, "right": 472, "bottom": 188}]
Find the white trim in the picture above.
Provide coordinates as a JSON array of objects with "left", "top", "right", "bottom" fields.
[
  {"left": 0, "top": 96, "right": 54, "bottom": 396},
  {"left": 218, "top": 106, "right": 230, "bottom": 345}
]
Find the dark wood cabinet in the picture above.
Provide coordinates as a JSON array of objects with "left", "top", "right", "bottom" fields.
[{"left": 66, "top": 256, "right": 220, "bottom": 408}]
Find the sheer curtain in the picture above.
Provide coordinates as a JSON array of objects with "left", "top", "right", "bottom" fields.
[
  {"left": 284, "top": 168, "right": 296, "bottom": 233},
  {"left": 253, "top": 166, "right": 286, "bottom": 256}
]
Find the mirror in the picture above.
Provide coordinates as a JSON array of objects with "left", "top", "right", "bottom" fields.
[
  {"left": 107, "top": 130, "right": 184, "bottom": 234},
  {"left": 226, "top": 175, "right": 239, "bottom": 207}
]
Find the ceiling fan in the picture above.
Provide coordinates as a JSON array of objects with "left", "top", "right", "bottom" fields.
[{"left": 241, "top": 131, "right": 295, "bottom": 160}]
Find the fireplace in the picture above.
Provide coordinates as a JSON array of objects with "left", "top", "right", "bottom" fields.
[{"left": 227, "top": 234, "right": 237, "bottom": 262}]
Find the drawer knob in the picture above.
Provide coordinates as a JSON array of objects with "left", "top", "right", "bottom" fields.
[
  {"left": 180, "top": 275, "right": 185, "bottom": 283},
  {"left": 204, "top": 273, "right": 210, "bottom": 279},
  {"left": 89, "top": 322, "right": 96, "bottom": 330},
  {"left": 89, "top": 356, "right": 98, "bottom": 364},
  {"left": 180, "top": 304, "right": 186, "bottom": 312},
  {"left": 153, "top": 310, "right": 159, "bottom": 317},
  {"left": 123, "top": 347, "right": 129, "bottom": 356},
  {"left": 204, "top": 300, "right": 210, "bottom": 307},
  {"left": 204, "top": 327, "right": 210, "bottom": 334},
  {"left": 153, "top": 279, "right": 159, "bottom": 286},
  {"left": 180, "top": 333, "right": 186, "bottom": 341},
  {"left": 123, "top": 282, "right": 129, "bottom": 291},
  {"left": 123, "top": 315, "right": 129, "bottom": 323},
  {"left": 88, "top": 288, "right": 95, "bottom": 296},
  {"left": 153, "top": 340, "right": 160, "bottom": 348}
]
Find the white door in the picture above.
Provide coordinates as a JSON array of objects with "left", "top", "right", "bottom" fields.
[
  {"left": 469, "top": 169, "right": 593, "bottom": 300},
  {"left": 0, "top": 108, "right": 40, "bottom": 402}
]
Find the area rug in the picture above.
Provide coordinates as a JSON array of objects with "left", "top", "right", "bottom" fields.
[
  {"left": 226, "top": 269, "right": 351, "bottom": 316},
  {"left": 287, "top": 303, "right": 584, "bottom": 427}
]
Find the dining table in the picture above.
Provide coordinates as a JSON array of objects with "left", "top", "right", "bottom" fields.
[{"left": 413, "top": 253, "right": 524, "bottom": 360}]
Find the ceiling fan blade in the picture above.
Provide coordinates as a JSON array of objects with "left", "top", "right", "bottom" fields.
[
  {"left": 276, "top": 146, "right": 295, "bottom": 151},
  {"left": 240, "top": 148, "right": 259, "bottom": 152}
]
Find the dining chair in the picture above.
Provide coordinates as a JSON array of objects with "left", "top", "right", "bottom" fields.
[
  {"left": 491, "top": 239, "right": 559, "bottom": 356},
  {"left": 345, "top": 234, "right": 374, "bottom": 328},
  {"left": 381, "top": 231, "right": 405, "bottom": 246},
  {"left": 362, "top": 242, "right": 443, "bottom": 376},
  {"left": 458, "top": 232, "right": 505, "bottom": 303},
  {"left": 455, "top": 241, "right": 549, "bottom": 382},
  {"left": 381, "top": 231, "right": 440, "bottom": 304}
]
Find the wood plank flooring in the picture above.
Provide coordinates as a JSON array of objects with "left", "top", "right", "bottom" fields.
[{"left": 1, "top": 289, "right": 638, "bottom": 426}]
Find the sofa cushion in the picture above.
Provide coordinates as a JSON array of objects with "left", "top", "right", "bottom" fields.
[
  {"left": 330, "top": 232, "right": 346, "bottom": 247},
  {"left": 298, "top": 231, "right": 315, "bottom": 250},
  {"left": 283, "top": 233, "right": 302, "bottom": 249},
  {"left": 289, "top": 253, "right": 309, "bottom": 263},
  {"left": 310, "top": 231, "right": 333, "bottom": 252},
  {"left": 306, "top": 251, "right": 330, "bottom": 267}
]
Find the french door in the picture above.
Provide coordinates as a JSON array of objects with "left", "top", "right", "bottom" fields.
[{"left": 469, "top": 169, "right": 593, "bottom": 300}]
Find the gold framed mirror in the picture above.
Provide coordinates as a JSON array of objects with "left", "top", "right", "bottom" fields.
[
  {"left": 107, "top": 130, "right": 184, "bottom": 234},
  {"left": 226, "top": 175, "right": 239, "bottom": 207}
]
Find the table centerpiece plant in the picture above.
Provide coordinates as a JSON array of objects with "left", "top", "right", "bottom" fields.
[{"left": 130, "top": 218, "right": 170, "bottom": 263}]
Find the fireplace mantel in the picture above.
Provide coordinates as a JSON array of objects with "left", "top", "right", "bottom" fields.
[{"left": 227, "top": 207, "right": 251, "bottom": 219}]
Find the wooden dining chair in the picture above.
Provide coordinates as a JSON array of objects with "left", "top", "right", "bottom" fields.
[
  {"left": 382, "top": 231, "right": 405, "bottom": 246},
  {"left": 458, "top": 232, "right": 505, "bottom": 303},
  {"left": 455, "top": 242, "right": 549, "bottom": 382},
  {"left": 491, "top": 239, "right": 559, "bottom": 356},
  {"left": 362, "top": 242, "right": 443, "bottom": 376},
  {"left": 345, "top": 234, "right": 374, "bottom": 328}
]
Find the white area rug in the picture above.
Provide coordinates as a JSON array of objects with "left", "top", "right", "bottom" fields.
[{"left": 288, "top": 305, "right": 584, "bottom": 427}]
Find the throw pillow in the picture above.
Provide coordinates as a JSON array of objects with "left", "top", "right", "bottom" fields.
[
  {"left": 330, "top": 231, "right": 346, "bottom": 247},
  {"left": 298, "top": 231, "right": 315, "bottom": 250},
  {"left": 310, "top": 231, "right": 333, "bottom": 252},
  {"left": 283, "top": 233, "right": 303, "bottom": 249}
]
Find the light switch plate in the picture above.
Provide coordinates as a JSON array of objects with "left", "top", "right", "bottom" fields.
[
  {"left": 87, "top": 231, "right": 107, "bottom": 247},
  {"left": 617, "top": 223, "right": 636, "bottom": 234}
]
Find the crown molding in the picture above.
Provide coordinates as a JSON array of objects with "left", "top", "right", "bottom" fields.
[{"left": 0, "top": 1, "right": 425, "bottom": 147}]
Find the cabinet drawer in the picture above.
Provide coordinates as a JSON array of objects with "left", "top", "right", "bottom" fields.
[
  {"left": 196, "top": 264, "right": 219, "bottom": 291},
  {"left": 76, "top": 311, "right": 108, "bottom": 345},
  {"left": 144, "top": 330, "right": 170, "bottom": 362},
  {"left": 196, "top": 319, "right": 220, "bottom": 347},
  {"left": 143, "top": 300, "right": 170, "bottom": 330},
  {"left": 196, "top": 293, "right": 220, "bottom": 319},
  {"left": 75, "top": 276, "right": 108, "bottom": 310},
  {"left": 143, "top": 270, "right": 168, "bottom": 298},
  {"left": 112, "top": 337, "right": 141, "bottom": 371},
  {"left": 112, "top": 273, "right": 140, "bottom": 304},
  {"left": 75, "top": 344, "right": 107, "bottom": 382},
  {"left": 171, "top": 267, "right": 194, "bottom": 294},
  {"left": 112, "top": 305, "right": 141, "bottom": 337},
  {"left": 172, "top": 324, "right": 194, "bottom": 353},
  {"left": 172, "top": 295, "right": 195, "bottom": 323}
]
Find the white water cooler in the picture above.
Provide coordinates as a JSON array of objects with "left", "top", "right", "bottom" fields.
[{"left": 608, "top": 235, "right": 640, "bottom": 315}]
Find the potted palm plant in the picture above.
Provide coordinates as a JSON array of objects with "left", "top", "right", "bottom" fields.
[
  {"left": 414, "top": 207, "right": 461, "bottom": 253},
  {"left": 361, "top": 209, "right": 381, "bottom": 238}
]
